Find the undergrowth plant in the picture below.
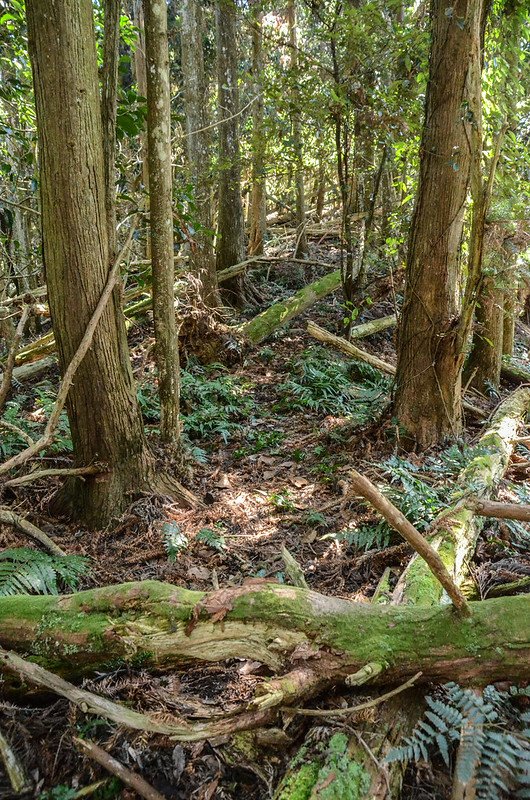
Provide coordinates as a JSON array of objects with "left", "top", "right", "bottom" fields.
[
  {"left": 1, "top": 388, "right": 72, "bottom": 458},
  {"left": 138, "top": 362, "right": 254, "bottom": 443},
  {"left": 0, "top": 548, "right": 89, "bottom": 596},
  {"left": 276, "top": 346, "right": 390, "bottom": 424},
  {"left": 387, "top": 683, "right": 530, "bottom": 800}
]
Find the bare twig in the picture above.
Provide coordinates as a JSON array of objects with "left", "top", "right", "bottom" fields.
[
  {"left": 73, "top": 738, "right": 166, "bottom": 800},
  {"left": 0, "top": 726, "right": 31, "bottom": 794},
  {"left": 0, "top": 304, "right": 31, "bottom": 412},
  {"left": 0, "top": 222, "right": 136, "bottom": 478},
  {"left": 4, "top": 465, "right": 103, "bottom": 488},
  {"left": 0, "top": 419, "right": 35, "bottom": 447},
  {"left": 350, "top": 469, "right": 471, "bottom": 616},
  {"left": 287, "top": 671, "right": 422, "bottom": 718},
  {"left": 0, "top": 508, "right": 66, "bottom": 556}
]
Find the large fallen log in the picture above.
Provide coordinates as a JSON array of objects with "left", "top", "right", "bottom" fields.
[
  {"left": 393, "top": 386, "right": 530, "bottom": 605},
  {"left": 0, "top": 580, "right": 528, "bottom": 686},
  {"left": 238, "top": 270, "right": 341, "bottom": 344}
]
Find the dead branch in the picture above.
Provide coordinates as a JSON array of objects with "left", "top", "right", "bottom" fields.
[
  {"left": 4, "top": 465, "right": 103, "bottom": 488},
  {"left": 0, "top": 222, "right": 136, "bottom": 478},
  {"left": 469, "top": 497, "right": 530, "bottom": 522},
  {"left": 73, "top": 738, "right": 167, "bottom": 800},
  {"left": 349, "top": 469, "right": 470, "bottom": 615},
  {"left": 0, "top": 508, "right": 66, "bottom": 556},
  {"left": 0, "top": 304, "right": 31, "bottom": 412}
]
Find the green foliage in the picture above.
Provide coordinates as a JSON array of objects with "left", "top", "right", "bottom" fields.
[
  {"left": 39, "top": 787, "right": 78, "bottom": 800},
  {"left": 0, "top": 548, "right": 89, "bottom": 596},
  {"left": 1, "top": 389, "right": 72, "bottom": 458},
  {"left": 233, "top": 429, "right": 285, "bottom": 458},
  {"left": 196, "top": 526, "right": 227, "bottom": 552},
  {"left": 161, "top": 521, "right": 188, "bottom": 562},
  {"left": 387, "top": 683, "right": 530, "bottom": 800},
  {"left": 137, "top": 363, "right": 254, "bottom": 444},
  {"left": 276, "top": 347, "right": 390, "bottom": 424},
  {"left": 268, "top": 489, "right": 296, "bottom": 513}
]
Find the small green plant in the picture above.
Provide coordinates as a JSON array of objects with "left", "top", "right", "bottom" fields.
[
  {"left": 39, "top": 786, "right": 78, "bottom": 800},
  {"left": 387, "top": 683, "right": 530, "bottom": 800},
  {"left": 276, "top": 346, "right": 390, "bottom": 424},
  {"left": 234, "top": 429, "right": 285, "bottom": 458},
  {"left": 303, "top": 509, "right": 328, "bottom": 527},
  {"left": 196, "top": 526, "right": 227, "bottom": 551},
  {"left": 258, "top": 345, "right": 275, "bottom": 363},
  {"left": 268, "top": 489, "right": 296, "bottom": 512},
  {"left": 161, "top": 521, "right": 188, "bottom": 561},
  {"left": 0, "top": 548, "right": 89, "bottom": 596}
]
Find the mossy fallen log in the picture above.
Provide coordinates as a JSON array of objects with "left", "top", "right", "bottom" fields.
[
  {"left": 501, "top": 356, "right": 530, "bottom": 384},
  {"left": 349, "top": 313, "right": 396, "bottom": 339},
  {"left": 238, "top": 270, "right": 341, "bottom": 345},
  {"left": 394, "top": 386, "right": 530, "bottom": 606},
  {"left": 0, "top": 580, "right": 529, "bottom": 685}
]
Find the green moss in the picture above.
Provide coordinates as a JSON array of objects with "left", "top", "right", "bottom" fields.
[{"left": 276, "top": 761, "right": 322, "bottom": 800}]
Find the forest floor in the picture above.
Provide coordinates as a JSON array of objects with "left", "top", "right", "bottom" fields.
[{"left": 1, "top": 233, "right": 530, "bottom": 799}]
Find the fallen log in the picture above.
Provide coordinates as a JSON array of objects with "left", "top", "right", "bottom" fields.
[
  {"left": 349, "top": 313, "right": 396, "bottom": 339},
  {"left": 501, "top": 356, "right": 530, "bottom": 384},
  {"left": 238, "top": 270, "right": 341, "bottom": 344},
  {"left": 393, "top": 386, "right": 530, "bottom": 605},
  {"left": 0, "top": 580, "right": 528, "bottom": 686},
  {"left": 307, "top": 320, "right": 487, "bottom": 419}
]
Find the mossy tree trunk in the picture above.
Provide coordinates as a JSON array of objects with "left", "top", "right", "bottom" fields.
[
  {"left": 181, "top": 0, "right": 220, "bottom": 308},
  {"left": 215, "top": 0, "right": 246, "bottom": 306},
  {"left": 25, "top": 0, "right": 191, "bottom": 528},
  {"left": 143, "top": 0, "right": 181, "bottom": 445}
]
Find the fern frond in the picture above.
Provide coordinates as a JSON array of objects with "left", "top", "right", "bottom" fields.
[{"left": 0, "top": 548, "right": 89, "bottom": 596}]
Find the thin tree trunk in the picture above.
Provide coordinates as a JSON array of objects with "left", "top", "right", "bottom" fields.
[
  {"left": 181, "top": 0, "right": 220, "bottom": 307},
  {"left": 131, "top": 0, "right": 151, "bottom": 256},
  {"left": 248, "top": 2, "right": 267, "bottom": 257},
  {"left": 286, "top": 0, "right": 308, "bottom": 259},
  {"left": 101, "top": 0, "right": 121, "bottom": 259},
  {"left": 143, "top": 0, "right": 180, "bottom": 445},
  {"left": 215, "top": 0, "right": 246, "bottom": 305}
]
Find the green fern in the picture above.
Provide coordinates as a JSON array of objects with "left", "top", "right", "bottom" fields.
[
  {"left": 0, "top": 548, "right": 89, "bottom": 596},
  {"left": 387, "top": 683, "right": 530, "bottom": 800}
]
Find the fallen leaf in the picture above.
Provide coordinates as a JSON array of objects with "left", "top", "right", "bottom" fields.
[
  {"left": 213, "top": 473, "right": 232, "bottom": 489},
  {"left": 289, "top": 476, "right": 309, "bottom": 488}
]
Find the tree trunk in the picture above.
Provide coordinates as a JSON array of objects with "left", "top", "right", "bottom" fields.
[
  {"left": 248, "top": 2, "right": 267, "bottom": 257},
  {"left": 181, "top": 0, "right": 220, "bottom": 308},
  {"left": 143, "top": 0, "right": 180, "bottom": 445},
  {"left": 393, "top": 0, "right": 484, "bottom": 447},
  {"left": 215, "top": 0, "right": 246, "bottom": 305},
  {"left": 286, "top": 0, "right": 309, "bottom": 259},
  {"left": 131, "top": 0, "right": 151, "bottom": 257},
  {"left": 101, "top": 0, "right": 121, "bottom": 259},
  {"left": 25, "top": 0, "right": 189, "bottom": 527},
  {"left": 0, "top": 581, "right": 529, "bottom": 686}
]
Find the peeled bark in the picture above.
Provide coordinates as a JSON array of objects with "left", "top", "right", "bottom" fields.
[
  {"left": 0, "top": 581, "right": 528, "bottom": 686},
  {"left": 181, "top": 0, "right": 220, "bottom": 307},
  {"left": 394, "top": 0, "right": 484, "bottom": 447},
  {"left": 215, "top": 0, "right": 246, "bottom": 305},
  {"left": 144, "top": 0, "right": 180, "bottom": 444}
]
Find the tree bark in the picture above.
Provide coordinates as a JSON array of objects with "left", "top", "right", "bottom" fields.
[
  {"left": 25, "top": 0, "right": 188, "bottom": 527},
  {"left": 248, "top": 2, "right": 267, "bottom": 257},
  {"left": 286, "top": 0, "right": 308, "bottom": 259},
  {"left": 393, "top": 0, "right": 484, "bottom": 447},
  {"left": 215, "top": 0, "right": 246, "bottom": 305},
  {"left": 181, "top": 0, "right": 220, "bottom": 308},
  {"left": 143, "top": 0, "right": 180, "bottom": 445},
  {"left": 101, "top": 0, "right": 121, "bottom": 259}
]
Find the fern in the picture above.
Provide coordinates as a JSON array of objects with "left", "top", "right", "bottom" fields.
[
  {"left": 387, "top": 683, "right": 530, "bottom": 800},
  {"left": 161, "top": 521, "right": 188, "bottom": 562},
  {"left": 196, "top": 527, "right": 227, "bottom": 552},
  {"left": 0, "top": 548, "right": 89, "bottom": 596}
]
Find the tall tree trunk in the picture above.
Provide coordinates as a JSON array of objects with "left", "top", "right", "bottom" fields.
[
  {"left": 131, "top": 0, "right": 151, "bottom": 257},
  {"left": 26, "top": 0, "right": 188, "bottom": 528},
  {"left": 215, "top": 0, "right": 246, "bottom": 306},
  {"left": 394, "top": 0, "right": 484, "bottom": 447},
  {"left": 143, "top": 0, "right": 180, "bottom": 445},
  {"left": 101, "top": 0, "right": 121, "bottom": 260},
  {"left": 287, "top": 0, "right": 309, "bottom": 259},
  {"left": 181, "top": 0, "right": 220, "bottom": 308},
  {"left": 248, "top": 2, "right": 267, "bottom": 257}
]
